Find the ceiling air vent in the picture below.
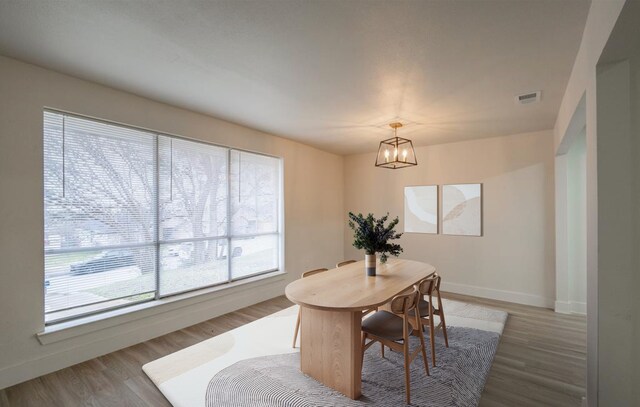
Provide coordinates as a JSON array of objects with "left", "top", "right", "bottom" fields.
[{"left": 515, "top": 91, "right": 541, "bottom": 105}]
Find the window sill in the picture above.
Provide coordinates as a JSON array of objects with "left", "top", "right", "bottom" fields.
[{"left": 37, "top": 270, "right": 286, "bottom": 345}]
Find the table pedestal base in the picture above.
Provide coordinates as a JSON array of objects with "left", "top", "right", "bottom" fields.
[{"left": 299, "top": 307, "right": 362, "bottom": 399}]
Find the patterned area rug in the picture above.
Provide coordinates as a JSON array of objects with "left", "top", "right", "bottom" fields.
[
  {"left": 143, "top": 299, "right": 507, "bottom": 407},
  {"left": 206, "top": 327, "right": 499, "bottom": 406}
]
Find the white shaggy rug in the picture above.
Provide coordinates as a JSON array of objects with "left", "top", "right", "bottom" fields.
[{"left": 143, "top": 299, "right": 507, "bottom": 407}]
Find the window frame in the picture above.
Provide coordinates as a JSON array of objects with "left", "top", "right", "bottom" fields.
[{"left": 43, "top": 108, "right": 284, "bottom": 325}]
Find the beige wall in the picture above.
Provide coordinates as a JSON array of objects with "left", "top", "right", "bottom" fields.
[
  {"left": 0, "top": 55, "right": 344, "bottom": 389},
  {"left": 343, "top": 130, "right": 555, "bottom": 307}
]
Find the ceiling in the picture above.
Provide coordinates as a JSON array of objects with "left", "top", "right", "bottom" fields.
[{"left": 0, "top": 0, "right": 589, "bottom": 155}]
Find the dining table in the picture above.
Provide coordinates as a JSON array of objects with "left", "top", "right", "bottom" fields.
[{"left": 285, "top": 258, "right": 436, "bottom": 399}]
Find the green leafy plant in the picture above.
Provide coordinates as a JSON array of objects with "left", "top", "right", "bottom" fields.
[{"left": 348, "top": 212, "right": 403, "bottom": 263}]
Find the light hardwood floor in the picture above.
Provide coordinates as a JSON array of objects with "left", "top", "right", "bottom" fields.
[{"left": 0, "top": 293, "right": 586, "bottom": 407}]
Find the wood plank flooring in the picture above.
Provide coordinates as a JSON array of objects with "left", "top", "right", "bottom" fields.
[{"left": 0, "top": 293, "right": 586, "bottom": 407}]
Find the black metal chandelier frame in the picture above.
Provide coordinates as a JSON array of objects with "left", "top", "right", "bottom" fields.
[{"left": 374, "top": 123, "right": 418, "bottom": 169}]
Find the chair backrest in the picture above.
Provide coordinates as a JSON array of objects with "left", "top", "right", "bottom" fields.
[
  {"left": 389, "top": 289, "right": 419, "bottom": 316},
  {"left": 416, "top": 275, "right": 436, "bottom": 297},
  {"left": 336, "top": 260, "right": 357, "bottom": 268},
  {"left": 416, "top": 272, "right": 444, "bottom": 313},
  {"left": 433, "top": 272, "right": 442, "bottom": 292},
  {"left": 301, "top": 268, "right": 328, "bottom": 278}
]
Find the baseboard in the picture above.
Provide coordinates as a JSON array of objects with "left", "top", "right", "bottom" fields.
[
  {"left": 555, "top": 300, "right": 572, "bottom": 313},
  {"left": 570, "top": 301, "right": 586, "bottom": 314},
  {"left": 0, "top": 277, "right": 287, "bottom": 390},
  {"left": 555, "top": 300, "right": 586, "bottom": 315},
  {"left": 441, "top": 281, "right": 554, "bottom": 308}
]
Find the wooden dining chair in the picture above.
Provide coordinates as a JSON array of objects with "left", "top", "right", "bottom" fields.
[
  {"left": 410, "top": 273, "right": 449, "bottom": 366},
  {"left": 361, "top": 288, "right": 430, "bottom": 404},
  {"left": 336, "top": 259, "right": 357, "bottom": 268},
  {"left": 292, "top": 268, "right": 329, "bottom": 348}
]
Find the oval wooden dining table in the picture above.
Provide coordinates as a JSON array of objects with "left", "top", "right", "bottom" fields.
[{"left": 285, "top": 258, "right": 436, "bottom": 400}]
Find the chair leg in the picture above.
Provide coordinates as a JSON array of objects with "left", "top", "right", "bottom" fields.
[
  {"left": 361, "top": 333, "right": 367, "bottom": 374},
  {"left": 429, "top": 318, "right": 437, "bottom": 367},
  {"left": 381, "top": 342, "right": 385, "bottom": 358},
  {"left": 416, "top": 316, "right": 430, "bottom": 376},
  {"left": 403, "top": 340, "right": 411, "bottom": 405},
  {"left": 292, "top": 309, "right": 301, "bottom": 348},
  {"left": 440, "top": 312, "right": 450, "bottom": 347}
]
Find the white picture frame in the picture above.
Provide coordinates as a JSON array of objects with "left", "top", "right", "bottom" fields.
[
  {"left": 441, "top": 183, "right": 482, "bottom": 236},
  {"left": 404, "top": 185, "right": 438, "bottom": 234}
]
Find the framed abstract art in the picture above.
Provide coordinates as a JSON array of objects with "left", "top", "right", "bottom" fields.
[
  {"left": 404, "top": 185, "right": 438, "bottom": 234},
  {"left": 441, "top": 183, "right": 482, "bottom": 236}
]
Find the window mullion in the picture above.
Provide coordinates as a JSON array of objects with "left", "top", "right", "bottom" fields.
[
  {"left": 227, "top": 149, "right": 232, "bottom": 283},
  {"left": 154, "top": 134, "right": 161, "bottom": 301}
]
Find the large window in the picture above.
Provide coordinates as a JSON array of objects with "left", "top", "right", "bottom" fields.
[{"left": 43, "top": 111, "right": 282, "bottom": 324}]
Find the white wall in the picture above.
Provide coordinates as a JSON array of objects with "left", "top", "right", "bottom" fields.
[
  {"left": 552, "top": 1, "right": 625, "bottom": 404},
  {"left": 554, "top": 94, "right": 585, "bottom": 315},
  {"left": 0, "top": 55, "right": 345, "bottom": 389},
  {"left": 555, "top": 128, "right": 587, "bottom": 315},
  {"left": 595, "top": 58, "right": 634, "bottom": 407},
  {"left": 631, "top": 54, "right": 640, "bottom": 405},
  {"left": 566, "top": 131, "right": 587, "bottom": 313},
  {"left": 554, "top": 152, "right": 570, "bottom": 311},
  {"left": 592, "top": 2, "right": 640, "bottom": 403},
  {"left": 343, "top": 131, "right": 555, "bottom": 308},
  {"left": 594, "top": 5, "right": 640, "bottom": 405},
  {"left": 635, "top": 56, "right": 640, "bottom": 407}
]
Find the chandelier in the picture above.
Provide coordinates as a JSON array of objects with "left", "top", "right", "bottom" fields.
[{"left": 375, "top": 122, "right": 417, "bottom": 169}]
